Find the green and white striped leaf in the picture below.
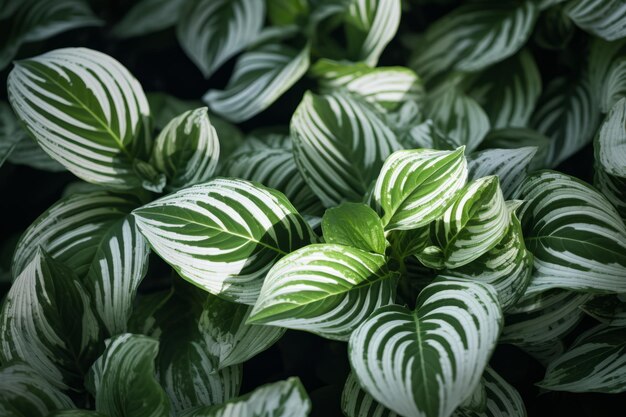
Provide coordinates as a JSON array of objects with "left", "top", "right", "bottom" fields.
[
  {"left": 410, "top": 1, "right": 538, "bottom": 84},
  {"left": 343, "top": 0, "right": 401, "bottom": 66},
  {"left": 88, "top": 333, "right": 170, "bottom": 417},
  {"left": 539, "top": 325, "right": 626, "bottom": 393},
  {"left": 468, "top": 147, "right": 537, "bottom": 199},
  {"left": 595, "top": 168, "right": 626, "bottom": 223},
  {"left": 464, "top": 50, "right": 541, "bottom": 129},
  {"left": 0, "top": 362, "right": 74, "bottom": 417},
  {"left": 565, "top": 0, "right": 626, "bottom": 41},
  {"left": 516, "top": 171, "right": 626, "bottom": 294},
  {"left": 248, "top": 244, "right": 398, "bottom": 341},
  {"left": 204, "top": 43, "right": 310, "bottom": 123},
  {"left": 8, "top": 137, "right": 66, "bottom": 172},
  {"left": 583, "top": 294, "right": 626, "bottom": 327},
  {"left": 530, "top": 75, "right": 600, "bottom": 166},
  {"left": 179, "top": 377, "right": 311, "bottom": 417},
  {"left": 0, "top": 250, "right": 101, "bottom": 390},
  {"left": 291, "top": 92, "right": 402, "bottom": 207},
  {"left": 198, "top": 294, "right": 285, "bottom": 369},
  {"left": 322, "top": 203, "right": 386, "bottom": 254},
  {"left": 150, "top": 107, "right": 219, "bottom": 191},
  {"left": 372, "top": 147, "right": 468, "bottom": 231},
  {"left": 427, "top": 81, "right": 490, "bottom": 152},
  {"left": 479, "top": 128, "right": 550, "bottom": 171},
  {"left": 112, "top": 0, "right": 185, "bottom": 38},
  {"left": 177, "top": 0, "right": 265, "bottom": 78},
  {"left": 0, "top": 0, "right": 102, "bottom": 70},
  {"left": 133, "top": 178, "right": 316, "bottom": 305},
  {"left": 341, "top": 372, "right": 398, "bottom": 417},
  {"left": 399, "top": 118, "right": 457, "bottom": 151},
  {"left": 443, "top": 204, "right": 533, "bottom": 311},
  {"left": 12, "top": 190, "right": 140, "bottom": 278},
  {"left": 221, "top": 134, "right": 323, "bottom": 216},
  {"left": 310, "top": 59, "right": 424, "bottom": 112},
  {"left": 8, "top": 48, "right": 152, "bottom": 189},
  {"left": 349, "top": 281, "right": 502, "bottom": 417},
  {"left": 420, "top": 176, "right": 509, "bottom": 270},
  {"left": 589, "top": 38, "right": 626, "bottom": 113}
]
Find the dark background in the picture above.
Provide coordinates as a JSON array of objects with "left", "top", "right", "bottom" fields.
[{"left": 0, "top": 1, "right": 622, "bottom": 416}]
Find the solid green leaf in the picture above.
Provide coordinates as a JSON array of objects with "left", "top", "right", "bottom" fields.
[
  {"left": 0, "top": 250, "right": 101, "bottom": 390},
  {"left": 565, "top": 0, "right": 626, "bottom": 41},
  {"left": 8, "top": 48, "right": 153, "bottom": 189},
  {"left": 204, "top": 42, "right": 310, "bottom": 123},
  {"left": 322, "top": 203, "right": 386, "bottom": 254},
  {"left": 248, "top": 243, "right": 398, "bottom": 340},
  {"left": 112, "top": 0, "right": 185, "bottom": 38},
  {"left": 177, "top": 0, "right": 265, "bottom": 78},
  {"left": 372, "top": 147, "right": 468, "bottom": 231},
  {"left": 349, "top": 281, "right": 502, "bottom": 417},
  {"left": 133, "top": 178, "right": 316, "bottom": 305}
]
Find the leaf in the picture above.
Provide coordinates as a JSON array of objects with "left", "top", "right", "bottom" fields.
[
  {"left": 179, "top": 377, "right": 311, "bottom": 417},
  {"left": 343, "top": 0, "right": 401, "bottom": 66},
  {"left": 221, "top": 133, "right": 323, "bottom": 216},
  {"left": 443, "top": 203, "right": 533, "bottom": 311},
  {"left": 48, "top": 411, "right": 108, "bottom": 417},
  {"left": 583, "top": 294, "right": 626, "bottom": 327},
  {"left": 310, "top": 59, "right": 424, "bottom": 112},
  {"left": 589, "top": 38, "right": 626, "bottom": 113},
  {"left": 372, "top": 147, "right": 468, "bottom": 231},
  {"left": 0, "top": 101, "right": 24, "bottom": 168},
  {"left": 8, "top": 137, "right": 66, "bottom": 172},
  {"left": 198, "top": 293, "right": 285, "bottom": 369},
  {"left": 0, "top": 362, "right": 74, "bottom": 417},
  {"left": 322, "top": 203, "right": 386, "bottom": 254},
  {"left": 112, "top": 0, "right": 185, "bottom": 38},
  {"left": 248, "top": 244, "right": 398, "bottom": 340},
  {"left": 341, "top": 372, "right": 398, "bottom": 417},
  {"left": 530, "top": 75, "right": 600, "bottom": 166},
  {"left": 420, "top": 176, "right": 510, "bottom": 270},
  {"left": 267, "top": 0, "right": 309, "bottom": 26},
  {"left": 291, "top": 92, "right": 402, "bottom": 207},
  {"left": 0, "top": 250, "right": 101, "bottom": 390},
  {"left": 594, "top": 168, "right": 626, "bottom": 223},
  {"left": 479, "top": 128, "right": 550, "bottom": 171},
  {"left": 8, "top": 48, "right": 152, "bottom": 190},
  {"left": 133, "top": 178, "right": 316, "bottom": 305},
  {"left": 176, "top": 0, "right": 265, "bottom": 78},
  {"left": 348, "top": 281, "right": 502, "bottom": 417},
  {"left": 150, "top": 107, "right": 219, "bottom": 191},
  {"left": 533, "top": 4, "right": 575, "bottom": 50},
  {"left": 565, "top": 0, "right": 626, "bottom": 41},
  {"left": 539, "top": 325, "right": 626, "bottom": 393},
  {"left": 204, "top": 42, "right": 310, "bottom": 123},
  {"left": 410, "top": 1, "right": 538, "bottom": 84},
  {"left": 88, "top": 333, "right": 170, "bottom": 417},
  {"left": 464, "top": 50, "right": 542, "bottom": 129},
  {"left": 467, "top": 147, "right": 537, "bottom": 199},
  {"left": 0, "top": 0, "right": 102, "bottom": 70},
  {"left": 515, "top": 171, "right": 626, "bottom": 294}
]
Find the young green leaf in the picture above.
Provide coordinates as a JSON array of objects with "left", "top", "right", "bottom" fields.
[
  {"left": 0, "top": 250, "right": 101, "bottom": 390},
  {"left": 112, "top": 0, "right": 185, "bottom": 38},
  {"left": 565, "top": 0, "right": 626, "bottom": 41},
  {"left": 291, "top": 92, "right": 402, "bottom": 207},
  {"left": 205, "top": 43, "right": 310, "bottom": 123},
  {"left": 248, "top": 244, "right": 398, "bottom": 340},
  {"left": 133, "top": 178, "right": 316, "bottom": 305},
  {"left": 372, "top": 147, "right": 468, "bottom": 231},
  {"left": 7, "top": 48, "right": 152, "bottom": 189},
  {"left": 516, "top": 171, "right": 626, "bottom": 294},
  {"left": 322, "top": 203, "right": 386, "bottom": 254},
  {"left": 177, "top": 0, "right": 265, "bottom": 78},
  {"left": 349, "top": 281, "right": 502, "bottom": 417}
]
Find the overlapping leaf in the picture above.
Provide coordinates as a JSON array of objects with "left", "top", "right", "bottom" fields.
[
  {"left": 112, "top": 0, "right": 185, "bottom": 38},
  {"left": 322, "top": 203, "right": 386, "bottom": 254},
  {"left": 565, "top": 0, "right": 626, "bottom": 41},
  {"left": 589, "top": 38, "right": 626, "bottom": 113},
  {"left": 479, "top": 128, "right": 550, "bottom": 171},
  {"left": 583, "top": 294, "right": 626, "bottom": 327}
]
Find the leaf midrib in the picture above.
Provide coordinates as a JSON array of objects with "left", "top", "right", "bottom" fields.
[{"left": 412, "top": 313, "right": 432, "bottom": 415}]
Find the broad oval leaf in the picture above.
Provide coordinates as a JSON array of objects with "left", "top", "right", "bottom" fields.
[
  {"left": 589, "top": 38, "right": 626, "bottom": 113},
  {"left": 565, "top": 0, "right": 626, "bottom": 41},
  {"left": 204, "top": 43, "right": 310, "bottom": 123},
  {"left": 150, "top": 107, "right": 219, "bottom": 191},
  {"left": 468, "top": 147, "right": 537, "bottom": 199},
  {"left": 516, "top": 171, "right": 626, "bottom": 294},
  {"left": 248, "top": 244, "right": 398, "bottom": 341},
  {"left": 349, "top": 281, "right": 502, "bottom": 417},
  {"left": 372, "top": 147, "right": 468, "bottom": 231},
  {"left": 322, "top": 202, "right": 386, "bottom": 254},
  {"left": 177, "top": 0, "right": 265, "bottom": 78},
  {"left": 133, "top": 178, "right": 316, "bottom": 305},
  {"left": 7, "top": 48, "right": 151, "bottom": 189},
  {"left": 291, "top": 92, "right": 402, "bottom": 207}
]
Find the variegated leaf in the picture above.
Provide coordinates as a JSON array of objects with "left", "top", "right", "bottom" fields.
[
  {"left": 372, "top": 147, "right": 468, "bottom": 231},
  {"left": 177, "top": 0, "right": 264, "bottom": 78},
  {"left": 565, "top": 0, "right": 626, "bottom": 41},
  {"left": 583, "top": 294, "right": 626, "bottom": 327},
  {"left": 112, "top": 0, "right": 185, "bottom": 38},
  {"left": 341, "top": 372, "right": 398, "bottom": 417},
  {"left": 133, "top": 178, "right": 316, "bottom": 305},
  {"left": 589, "top": 38, "right": 626, "bottom": 113},
  {"left": 516, "top": 171, "right": 626, "bottom": 294},
  {"left": 204, "top": 43, "right": 310, "bottom": 123},
  {"left": 479, "top": 128, "right": 550, "bottom": 171},
  {"left": 248, "top": 244, "right": 398, "bottom": 340},
  {"left": 533, "top": 4, "right": 575, "bottom": 50},
  {"left": 291, "top": 92, "right": 402, "bottom": 207},
  {"left": 349, "top": 281, "right": 502, "bottom": 417}
]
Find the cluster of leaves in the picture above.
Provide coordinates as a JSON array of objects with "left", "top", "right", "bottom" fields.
[{"left": 1, "top": 0, "right": 626, "bottom": 417}]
